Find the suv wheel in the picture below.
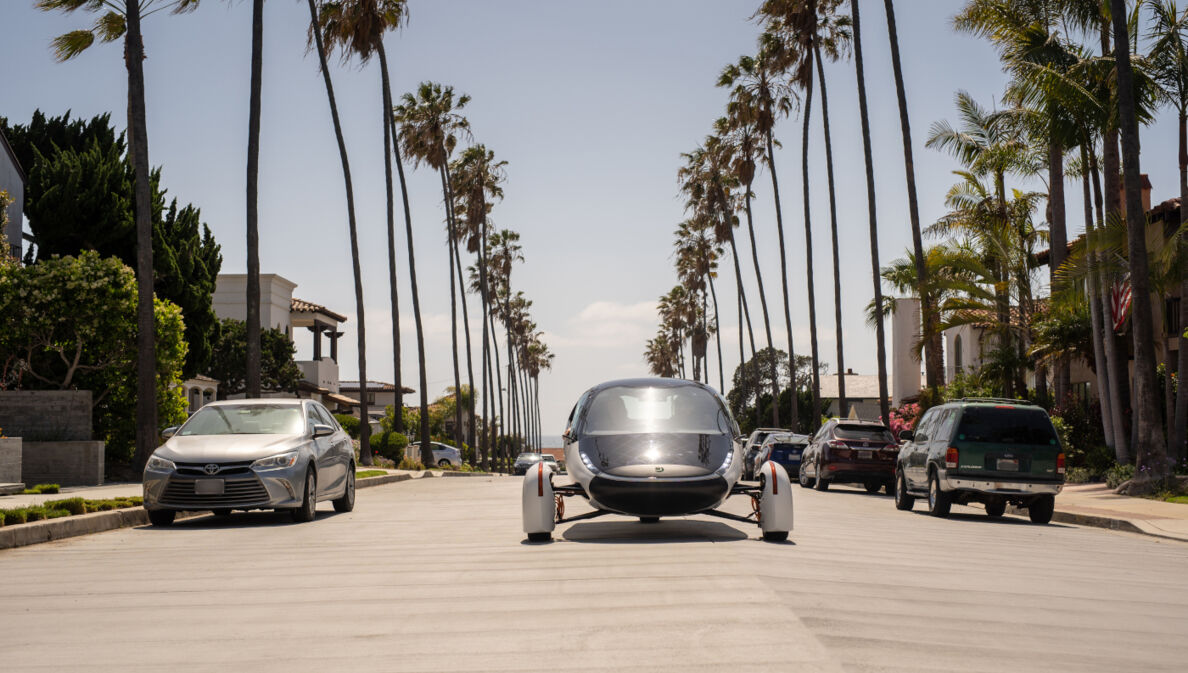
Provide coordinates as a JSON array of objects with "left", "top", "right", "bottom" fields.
[
  {"left": 985, "top": 499, "right": 1006, "bottom": 518},
  {"left": 1028, "top": 495, "right": 1055, "bottom": 524},
  {"left": 798, "top": 462, "right": 815, "bottom": 488},
  {"left": 927, "top": 472, "right": 951, "bottom": 518},
  {"left": 894, "top": 471, "right": 914, "bottom": 511},
  {"left": 813, "top": 460, "right": 829, "bottom": 491}
]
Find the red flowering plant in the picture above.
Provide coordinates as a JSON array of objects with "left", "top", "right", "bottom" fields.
[{"left": 880, "top": 402, "right": 921, "bottom": 439}]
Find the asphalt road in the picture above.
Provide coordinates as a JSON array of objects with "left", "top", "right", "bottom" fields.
[{"left": 1, "top": 475, "right": 1186, "bottom": 672}]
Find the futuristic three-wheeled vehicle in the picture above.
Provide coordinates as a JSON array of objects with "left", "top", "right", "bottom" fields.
[{"left": 522, "top": 378, "right": 794, "bottom": 542}]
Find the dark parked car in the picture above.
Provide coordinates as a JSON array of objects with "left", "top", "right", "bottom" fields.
[
  {"left": 752, "top": 433, "right": 809, "bottom": 479},
  {"left": 513, "top": 452, "right": 544, "bottom": 475},
  {"left": 799, "top": 419, "right": 897, "bottom": 494},
  {"left": 742, "top": 428, "right": 784, "bottom": 480},
  {"left": 894, "top": 399, "right": 1064, "bottom": 523}
]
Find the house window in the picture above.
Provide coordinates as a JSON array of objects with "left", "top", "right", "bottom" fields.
[
  {"left": 954, "top": 334, "right": 964, "bottom": 374},
  {"left": 1167, "top": 297, "right": 1181, "bottom": 337},
  {"left": 367, "top": 393, "right": 375, "bottom": 404}
]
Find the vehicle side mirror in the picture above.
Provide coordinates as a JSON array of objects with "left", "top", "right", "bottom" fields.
[
  {"left": 313, "top": 423, "right": 335, "bottom": 438},
  {"left": 898, "top": 430, "right": 914, "bottom": 442},
  {"left": 161, "top": 426, "right": 179, "bottom": 439}
]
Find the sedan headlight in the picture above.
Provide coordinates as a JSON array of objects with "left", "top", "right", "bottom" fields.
[
  {"left": 146, "top": 454, "right": 176, "bottom": 471},
  {"left": 251, "top": 451, "right": 299, "bottom": 470}
]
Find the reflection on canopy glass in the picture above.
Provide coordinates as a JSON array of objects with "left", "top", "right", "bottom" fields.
[
  {"left": 179, "top": 405, "right": 305, "bottom": 436},
  {"left": 582, "top": 385, "right": 730, "bottom": 434}
]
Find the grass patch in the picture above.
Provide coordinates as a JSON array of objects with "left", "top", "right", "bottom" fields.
[
  {"left": 1165, "top": 495, "right": 1188, "bottom": 504},
  {"left": 355, "top": 470, "right": 387, "bottom": 479},
  {"left": 0, "top": 496, "right": 143, "bottom": 527},
  {"left": 21, "top": 483, "right": 61, "bottom": 495}
]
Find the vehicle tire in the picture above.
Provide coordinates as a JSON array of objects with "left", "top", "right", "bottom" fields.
[
  {"left": 884, "top": 480, "right": 895, "bottom": 496},
  {"left": 864, "top": 481, "right": 882, "bottom": 494},
  {"left": 799, "top": 462, "right": 815, "bottom": 488},
  {"left": 762, "top": 530, "right": 788, "bottom": 542},
  {"left": 291, "top": 469, "right": 317, "bottom": 523},
  {"left": 985, "top": 499, "right": 1006, "bottom": 518},
  {"left": 639, "top": 516, "right": 660, "bottom": 524},
  {"left": 211, "top": 508, "right": 232, "bottom": 517},
  {"left": 894, "top": 471, "right": 914, "bottom": 511},
  {"left": 927, "top": 472, "right": 951, "bottom": 518},
  {"left": 333, "top": 466, "right": 355, "bottom": 513},
  {"left": 526, "top": 532, "right": 551, "bottom": 543},
  {"left": 147, "top": 509, "right": 175, "bottom": 527},
  {"left": 814, "top": 461, "right": 829, "bottom": 491},
  {"left": 1028, "top": 495, "right": 1055, "bottom": 524},
  {"left": 438, "top": 459, "right": 451, "bottom": 467}
]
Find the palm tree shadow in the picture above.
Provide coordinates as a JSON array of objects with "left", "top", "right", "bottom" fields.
[{"left": 560, "top": 518, "right": 751, "bottom": 544}]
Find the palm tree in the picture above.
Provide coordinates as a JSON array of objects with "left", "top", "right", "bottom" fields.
[
  {"left": 674, "top": 218, "right": 724, "bottom": 389},
  {"left": 38, "top": 0, "right": 200, "bottom": 470},
  {"left": 316, "top": 0, "right": 413, "bottom": 440},
  {"left": 850, "top": 0, "right": 890, "bottom": 423},
  {"left": 393, "top": 82, "right": 472, "bottom": 466},
  {"left": 1147, "top": 0, "right": 1188, "bottom": 461},
  {"left": 245, "top": 0, "right": 263, "bottom": 399}
]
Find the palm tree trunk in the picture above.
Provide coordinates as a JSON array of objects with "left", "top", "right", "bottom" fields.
[
  {"left": 800, "top": 48, "right": 822, "bottom": 431},
  {"left": 884, "top": 0, "right": 940, "bottom": 393},
  {"left": 376, "top": 44, "right": 404, "bottom": 436},
  {"left": 444, "top": 170, "right": 477, "bottom": 455},
  {"left": 1081, "top": 142, "right": 1116, "bottom": 451},
  {"left": 306, "top": 0, "right": 370, "bottom": 463},
  {"left": 490, "top": 310, "right": 505, "bottom": 470},
  {"left": 765, "top": 129, "right": 798, "bottom": 432},
  {"left": 478, "top": 212, "right": 492, "bottom": 469},
  {"left": 1111, "top": 0, "right": 1169, "bottom": 489},
  {"left": 1173, "top": 108, "right": 1188, "bottom": 463},
  {"left": 1090, "top": 148, "right": 1129, "bottom": 459},
  {"left": 1049, "top": 137, "right": 1069, "bottom": 402},
  {"left": 126, "top": 3, "right": 158, "bottom": 471},
  {"left": 994, "top": 170, "right": 1014, "bottom": 398},
  {"left": 742, "top": 190, "right": 779, "bottom": 426},
  {"left": 728, "top": 233, "right": 761, "bottom": 427},
  {"left": 814, "top": 43, "right": 847, "bottom": 418},
  {"left": 245, "top": 0, "right": 263, "bottom": 400},
  {"left": 709, "top": 274, "right": 724, "bottom": 391},
  {"left": 851, "top": 0, "right": 890, "bottom": 424},
  {"left": 437, "top": 164, "right": 464, "bottom": 457}
]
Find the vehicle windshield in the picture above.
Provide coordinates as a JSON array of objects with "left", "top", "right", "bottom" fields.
[
  {"left": 956, "top": 407, "right": 1058, "bottom": 446},
  {"left": 541, "top": 455, "right": 557, "bottom": 461},
  {"left": 516, "top": 453, "right": 541, "bottom": 462},
  {"left": 834, "top": 425, "right": 895, "bottom": 443},
  {"left": 772, "top": 442, "right": 805, "bottom": 451},
  {"left": 582, "top": 385, "right": 731, "bottom": 435},
  {"left": 179, "top": 405, "right": 304, "bottom": 436}
]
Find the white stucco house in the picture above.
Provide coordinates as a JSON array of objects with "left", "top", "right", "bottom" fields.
[{"left": 0, "top": 128, "right": 26, "bottom": 260}]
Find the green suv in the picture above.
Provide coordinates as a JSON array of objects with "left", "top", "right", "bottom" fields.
[{"left": 893, "top": 399, "right": 1065, "bottom": 524}]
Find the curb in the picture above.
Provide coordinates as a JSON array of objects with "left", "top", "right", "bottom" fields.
[{"left": 1006, "top": 504, "right": 1182, "bottom": 542}]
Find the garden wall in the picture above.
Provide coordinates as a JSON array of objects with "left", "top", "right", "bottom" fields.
[
  {"left": 0, "top": 437, "right": 21, "bottom": 483},
  {"left": 21, "top": 441, "right": 104, "bottom": 486},
  {"left": 0, "top": 391, "right": 92, "bottom": 441}
]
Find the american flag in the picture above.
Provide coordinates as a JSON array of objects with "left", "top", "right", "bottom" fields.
[{"left": 1111, "top": 276, "right": 1132, "bottom": 333}]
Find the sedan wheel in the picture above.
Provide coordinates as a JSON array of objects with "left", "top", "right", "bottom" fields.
[
  {"left": 333, "top": 466, "right": 355, "bottom": 513},
  {"left": 438, "top": 459, "right": 451, "bottom": 467},
  {"left": 147, "top": 509, "right": 175, "bottom": 527},
  {"left": 813, "top": 461, "right": 829, "bottom": 491},
  {"left": 291, "top": 469, "right": 317, "bottom": 523}
]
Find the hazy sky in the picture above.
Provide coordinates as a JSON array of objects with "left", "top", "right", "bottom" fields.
[{"left": 2, "top": 1, "right": 1180, "bottom": 439}]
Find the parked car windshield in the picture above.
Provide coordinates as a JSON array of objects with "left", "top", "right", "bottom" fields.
[
  {"left": 582, "top": 385, "right": 731, "bottom": 435},
  {"left": 834, "top": 425, "right": 895, "bottom": 443},
  {"left": 179, "top": 405, "right": 304, "bottom": 436},
  {"left": 956, "top": 407, "right": 1058, "bottom": 446},
  {"left": 516, "top": 453, "right": 541, "bottom": 462}
]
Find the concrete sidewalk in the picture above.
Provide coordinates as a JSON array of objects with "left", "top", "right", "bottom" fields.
[{"left": 1046, "top": 483, "right": 1188, "bottom": 542}]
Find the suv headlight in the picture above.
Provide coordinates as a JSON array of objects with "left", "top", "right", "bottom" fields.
[
  {"left": 251, "top": 451, "right": 299, "bottom": 470},
  {"left": 146, "top": 454, "right": 176, "bottom": 472}
]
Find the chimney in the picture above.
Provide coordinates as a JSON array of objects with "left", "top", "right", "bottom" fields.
[
  {"left": 1119, "top": 173, "right": 1153, "bottom": 217},
  {"left": 845, "top": 368, "right": 856, "bottom": 376}
]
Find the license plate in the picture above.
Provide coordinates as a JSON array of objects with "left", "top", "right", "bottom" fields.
[
  {"left": 859, "top": 450, "right": 873, "bottom": 460},
  {"left": 194, "top": 479, "right": 224, "bottom": 495},
  {"left": 996, "top": 459, "right": 1019, "bottom": 472}
]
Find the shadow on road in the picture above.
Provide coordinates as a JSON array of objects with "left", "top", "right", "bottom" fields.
[
  {"left": 134, "top": 509, "right": 346, "bottom": 530},
  {"left": 559, "top": 518, "right": 750, "bottom": 544},
  {"left": 911, "top": 510, "right": 1072, "bottom": 528}
]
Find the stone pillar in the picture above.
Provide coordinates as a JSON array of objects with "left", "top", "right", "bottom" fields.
[
  {"left": 310, "top": 322, "right": 323, "bottom": 361},
  {"left": 891, "top": 298, "right": 923, "bottom": 407},
  {"left": 330, "top": 330, "right": 342, "bottom": 363}
]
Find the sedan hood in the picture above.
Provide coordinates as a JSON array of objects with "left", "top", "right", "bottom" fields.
[{"left": 155, "top": 434, "right": 304, "bottom": 462}]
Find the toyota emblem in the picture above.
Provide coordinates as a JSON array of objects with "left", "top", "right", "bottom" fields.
[{"left": 203, "top": 464, "right": 220, "bottom": 475}]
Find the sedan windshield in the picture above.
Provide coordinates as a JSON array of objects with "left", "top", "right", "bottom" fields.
[
  {"left": 582, "top": 385, "right": 730, "bottom": 435},
  {"left": 179, "top": 405, "right": 304, "bottom": 436}
]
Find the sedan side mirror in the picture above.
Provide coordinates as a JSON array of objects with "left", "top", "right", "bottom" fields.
[
  {"left": 161, "top": 426, "right": 179, "bottom": 439},
  {"left": 313, "top": 423, "right": 335, "bottom": 438},
  {"left": 898, "top": 430, "right": 914, "bottom": 442}
]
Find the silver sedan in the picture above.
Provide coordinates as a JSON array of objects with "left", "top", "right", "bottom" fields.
[{"left": 142, "top": 399, "right": 356, "bottom": 525}]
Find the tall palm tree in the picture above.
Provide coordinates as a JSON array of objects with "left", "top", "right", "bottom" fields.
[
  {"left": 849, "top": 0, "right": 890, "bottom": 423},
  {"left": 712, "top": 55, "right": 798, "bottom": 430},
  {"left": 1147, "top": 0, "right": 1188, "bottom": 460},
  {"left": 303, "top": 0, "right": 372, "bottom": 463},
  {"left": 38, "top": 0, "right": 200, "bottom": 470},
  {"left": 393, "top": 82, "right": 472, "bottom": 465},
  {"left": 316, "top": 0, "right": 413, "bottom": 438},
  {"left": 1112, "top": 0, "right": 1170, "bottom": 490},
  {"left": 245, "top": 0, "right": 263, "bottom": 399}
]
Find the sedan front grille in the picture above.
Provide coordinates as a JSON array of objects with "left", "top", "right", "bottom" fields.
[
  {"left": 160, "top": 476, "right": 271, "bottom": 508},
  {"left": 175, "top": 460, "right": 254, "bottom": 477}
]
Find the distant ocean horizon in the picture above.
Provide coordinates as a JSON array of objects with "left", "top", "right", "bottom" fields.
[{"left": 540, "top": 435, "right": 564, "bottom": 449}]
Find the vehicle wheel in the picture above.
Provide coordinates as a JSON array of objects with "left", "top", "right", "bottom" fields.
[
  {"left": 291, "top": 469, "right": 317, "bottom": 523},
  {"left": 813, "top": 461, "right": 829, "bottom": 491},
  {"left": 762, "top": 530, "right": 788, "bottom": 542},
  {"left": 985, "top": 499, "right": 1006, "bottom": 518},
  {"left": 438, "top": 459, "right": 451, "bottom": 467},
  {"left": 894, "top": 471, "right": 914, "bottom": 511},
  {"left": 1028, "top": 495, "right": 1055, "bottom": 524},
  {"left": 211, "top": 508, "right": 232, "bottom": 517},
  {"left": 526, "top": 532, "right": 551, "bottom": 543},
  {"left": 639, "top": 516, "right": 660, "bottom": 524},
  {"left": 147, "top": 509, "right": 175, "bottom": 527},
  {"left": 927, "top": 472, "right": 951, "bottom": 518},
  {"left": 884, "top": 480, "right": 895, "bottom": 496},
  {"left": 799, "top": 462, "right": 815, "bottom": 488},
  {"left": 864, "top": 481, "right": 882, "bottom": 494},
  {"left": 333, "top": 466, "right": 355, "bottom": 513}
]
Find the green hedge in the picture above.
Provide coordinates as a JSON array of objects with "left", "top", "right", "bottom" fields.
[{"left": 334, "top": 414, "right": 360, "bottom": 439}]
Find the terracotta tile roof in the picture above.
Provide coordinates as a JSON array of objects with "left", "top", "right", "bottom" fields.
[
  {"left": 291, "top": 297, "right": 348, "bottom": 323},
  {"left": 339, "top": 380, "right": 416, "bottom": 395}
]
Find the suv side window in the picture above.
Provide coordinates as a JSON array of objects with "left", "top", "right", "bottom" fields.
[
  {"left": 915, "top": 409, "right": 936, "bottom": 442},
  {"left": 935, "top": 407, "right": 958, "bottom": 443}
]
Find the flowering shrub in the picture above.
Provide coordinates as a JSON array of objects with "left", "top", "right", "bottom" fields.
[{"left": 880, "top": 402, "right": 921, "bottom": 437}]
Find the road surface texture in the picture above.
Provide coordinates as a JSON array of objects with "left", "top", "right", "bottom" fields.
[{"left": 1, "top": 475, "right": 1186, "bottom": 672}]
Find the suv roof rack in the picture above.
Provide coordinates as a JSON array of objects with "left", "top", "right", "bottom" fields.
[{"left": 955, "top": 397, "right": 1038, "bottom": 406}]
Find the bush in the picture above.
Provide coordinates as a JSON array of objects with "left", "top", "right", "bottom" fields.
[
  {"left": 397, "top": 458, "right": 425, "bottom": 471},
  {"left": 1065, "top": 467, "right": 1094, "bottom": 484},
  {"left": 2, "top": 508, "right": 27, "bottom": 525},
  {"left": 371, "top": 430, "right": 409, "bottom": 462},
  {"left": 24, "top": 506, "right": 47, "bottom": 522},
  {"left": 45, "top": 508, "right": 70, "bottom": 519},
  {"left": 334, "top": 414, "right": 360, "bottom": 439},
  {"left": 45, "top": 498, "right": 87, "bottom": 515},
  {"left": 21, "top": 483, "right": 60, "bottom": 495},
  {"left": 1106, "top": 463, "right": 1135, "bottom": 489}
]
